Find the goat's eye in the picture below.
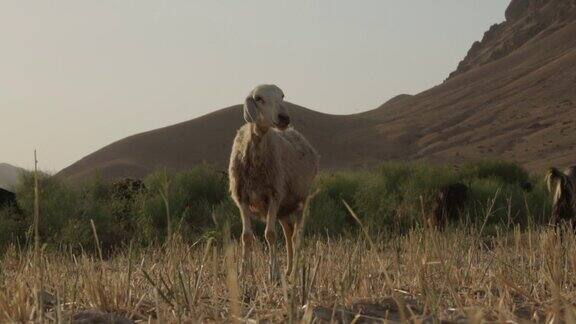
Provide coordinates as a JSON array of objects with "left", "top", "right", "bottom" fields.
[{"left": 254, "top": 96, "right": 263, "bottom": 103}]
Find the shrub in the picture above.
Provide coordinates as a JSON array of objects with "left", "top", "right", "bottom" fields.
[
  {"left": 0, "top": 161, "right": 552, "bottom": 252},
  {"left": 459, "top": 160, "right": 529, "bottom": 185},
  {"left": 0, "top": 207, "right": 26, "bottom": 250},
  {"left": 16, "top": 171, "right": 79, "bottom": 243},
  {"left": 353, "top": 163, "right": 459, "bottom": 232},
  {"left": 307, "top": 171, "right": 368, "bottom": 235},
  {"left": 136, "top": 166, "right": 228, "bottom": 242}
]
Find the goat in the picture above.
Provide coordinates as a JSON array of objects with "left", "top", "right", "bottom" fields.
[
  {"left": 545, "top": 166, "right": 576, "bottom": 226},
  {"left": 430, "top": 183, "right": 469, "bottom": 230},
  {"left": 0, "top": 188, "right": 17, "bottom": 209},
  {"left": 228, "top": 84, "right": 319, "bottom": 280}
]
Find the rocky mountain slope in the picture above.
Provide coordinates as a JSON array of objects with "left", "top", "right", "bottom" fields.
[{"left": 450, "top": 0, "right": 576, "bottom": 78}]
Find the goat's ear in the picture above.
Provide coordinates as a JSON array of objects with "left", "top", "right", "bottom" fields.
[{"left": 243, "top": 96, "right": 258, "bottom": 123}]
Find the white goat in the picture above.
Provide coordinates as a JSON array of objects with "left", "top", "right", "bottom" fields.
[{"left": 228, "top": 84, "right": 319, "bottom": 280}]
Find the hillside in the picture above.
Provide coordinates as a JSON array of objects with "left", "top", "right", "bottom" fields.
[
  {"left": 0, "top": 163, "right": 24, "bottom": 190},
  {"left": 58, "top": 105, "right": 377, "bottom": 182},
  {"left": 59, "top": 0, "right": 576, "bottom": 182}
]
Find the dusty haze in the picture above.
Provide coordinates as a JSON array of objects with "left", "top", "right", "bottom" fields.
[{"left": 1, "top": 1, "right": 507, "bottom": 171}]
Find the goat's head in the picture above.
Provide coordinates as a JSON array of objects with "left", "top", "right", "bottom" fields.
[{"left": 244, "top": 84, "right": 290, "bottom": 131}]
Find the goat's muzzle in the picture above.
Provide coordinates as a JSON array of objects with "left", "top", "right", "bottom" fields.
[{"left": 275, "top": 113, "right": 290, "bottom": 130}]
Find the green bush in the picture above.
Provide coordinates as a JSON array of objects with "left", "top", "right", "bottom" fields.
[
  {"left": 136, "top": 166, "right": 229, "bottom": 243},
  {"left": 0, "top": 207, "right": 26, "bottom": 249},
  {"left": 458, "top": 163, "right": 547, "bottom": 228},
  {"left": 0, "top": 161, "right": 553, "bottom": 252},
  {"left": 352, "top": 163, "right": 459, "bottom": 232},
  {"left": 307, "top": 171, "right": 368, "bottom": 235},
  {"left": 16, "top": 171, "right": 79, "bottom": 243},
  {"left": 459, "top": 160, "right": 529, "bottom": 185}
]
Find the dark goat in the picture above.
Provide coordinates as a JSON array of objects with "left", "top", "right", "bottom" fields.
[
  {"left": 430, "top": 183, "right": 469, "bottom": 230},
  {"left": 0, "top": 188, "right": 18, "bottom": 209}
]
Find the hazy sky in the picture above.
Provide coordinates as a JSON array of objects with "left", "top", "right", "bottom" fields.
[{"left": 1, "top": 1, "right": 508, "bottom": 171}]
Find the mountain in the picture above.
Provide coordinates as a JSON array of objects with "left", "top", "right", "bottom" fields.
[
  {"left": 58, "top": 104, "right": 377, "bottom": 182},
  {"left": 59, "top": 0, "right": 576, "bottom": 182},
  {"left": 450, "top": 0, "right": 576, "bottom": 78},
  {"left": 0, "top": 163, "right": 24, "bottom": 190}
]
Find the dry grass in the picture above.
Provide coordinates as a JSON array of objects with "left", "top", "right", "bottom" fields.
[
  {"left": 0, "top": 222, "right": 575, "bottom": 323},
  {"left": 1, "top": 165, "right": 573, "bottom": 323}
]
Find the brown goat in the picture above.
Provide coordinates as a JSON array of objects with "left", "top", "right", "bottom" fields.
[
  {"left": 430, "top": 183, "right": 469, "bottom": 230},
  {"left": 546, "top": 166, "right": 576, "bottom": 226}
]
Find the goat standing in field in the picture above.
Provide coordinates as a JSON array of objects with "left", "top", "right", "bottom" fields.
[
  {"left": 545, "top": 166, "right": 576, "bottom": 226},
  {"left": 229, "top": 85, "right": 319, "bottom": 280},
  {"left": 430, "top": 183, "right": 469, "bottom": 230}
]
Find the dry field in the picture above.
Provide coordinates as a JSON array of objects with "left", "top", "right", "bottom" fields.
[
  {"left": 2, "top": 218, "right": 576, "bottom": 323},
  {"left": 0, "top": 161, "right": 567, "bottom": 323}
]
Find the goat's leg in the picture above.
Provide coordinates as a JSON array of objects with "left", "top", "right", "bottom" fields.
[
  {"left": 240, "top": 205, "right": 255, "bottom": 279},
  {"left": 265, "top": 201, "right": 280, "bottom": 282},
  {"left": 288, "top": 211, "right": 304, "bottom": 278},
  {"left": 280, "top": 218, "right": 294, "bottom": 277},
  {"left": 292, "top": 216, "right": 301, "bottom": 252}
]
